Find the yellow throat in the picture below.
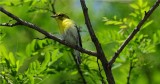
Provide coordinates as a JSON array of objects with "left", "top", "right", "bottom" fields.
[{"left": 56, "top": 18, "right": 75, "bottom": 34}]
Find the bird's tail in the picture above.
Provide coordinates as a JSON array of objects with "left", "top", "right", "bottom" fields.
[{"left": 73, "top": 49, "right": 81, "bottom": 65}]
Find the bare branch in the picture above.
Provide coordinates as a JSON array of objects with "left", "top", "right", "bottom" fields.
[
  {"left": 80, "top": 0, "right": 115, "bottom": 84},
  {"left": 0, "top": 7, "right": 97, "bottom": 56},
  {"left": 109, "top": 0, "right": 160, "bottom": 66}
]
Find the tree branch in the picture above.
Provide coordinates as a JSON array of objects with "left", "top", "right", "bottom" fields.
[
  {"left": 80, "top": 0, "right": 115, "bottom": 84},
  {"left": 0, "top": 7, "right": 97, "bottom": 56},
  {"left": 109, "top": 0, "right": 160, "bottom": 66}
]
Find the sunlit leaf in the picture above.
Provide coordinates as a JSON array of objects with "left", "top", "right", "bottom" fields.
[
  {"left": 153, "top": 33, "right": 158, "bottom": 43},
  {"left": 112, "top": 63, "right": 122, "bottom": 69},
  {"left": 26, "top": 44, "right": 32, "bottom": 56},
  {"left": 39, "top": 52, "right": 50, "bottom": 72},
  {"left": 105, "top": 21, "right": 123, "bottom": 25},
  {"left": 0, "top": 45, "right": 9, "bottom": 60},
  {"left": 130, "top": 4, "right": 139, "bottom": 9},
  {"left": 115, "top": 22, "right": 123, "bottom": 25},
  {"left": 102, "top": 17, "right": 108, "bottom": 21},
  {"left": 138, "top": 0, "right": 143, "bottom": 7},
  {"left": 120, "top": 25, "right": 127, "bottom": 29},
  {"left": 123, "top": 18, "right": 127, "bottom": 22},
  {"left": 130, "top": 13, "right": 137, "bottom": 17},
  {"left": 114, "top": 15, "right": 117, "bottom": 20},
  {"left": 16, "top": 60, "right": 20, "bottom": 71},
  {"left": 31, "top": 39, "right": 37, "bottom": 51},
  {"left": 142, "top": 20, "right": 153, "bottom": 29},
  {"left": 9, "top": 52, "right": 16, "bottom": 66}
]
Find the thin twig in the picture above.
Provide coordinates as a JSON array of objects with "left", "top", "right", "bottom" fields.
[
  {"left": 71, "top": 52, "right": 87, "bottom": 84},
  {"left": 97, "top": 58, "right": 105, "bottom": 84},
  {"left": 51, "top": 0, "right": 56, "bottom": 14},
  {"left": 127, "top": 61, "right": 134, "bottom": 84},
  {"left": 109, "top": 0, "right": 160, "bottom": 66},
  {"left": 80, "top": 0, "right": 115, "bottom": 83},
  {"left": 0, "top": 7, "right": 97, "bottom": 56}
]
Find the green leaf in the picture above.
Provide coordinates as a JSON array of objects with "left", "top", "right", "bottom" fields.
[
  {"left": 16, "top": 60, "right": 20, "bottom": 71},
  {"left": 143, "top": 2, "right": 148, "bottom": 7},
  {"left": 39, "top": 52, "right": 50, "bottom": 72},
  {"left": 51, "top": 49, "right": 61, "bottom": 62},
  {"left": 142, "top": 20, "right": 153, "bottom": 29},
  {"left": 31, "top": 39, "right": 37, "bottom": 51},
  {"left": 112, "top": 63, "right": 122, "bottom": 70},
  {"left": 3, "top": 74, "right": 17, "bottom": 84},
  {"left": 115, "top": 22, "right": 123, "bottom": 25},
  {"left": 138, "top": 0, "right": 143, "bottom": 7},
  {"left": 0, "top": 45, "right": 9, "bottom": 60},
  {"left": 105, "top": 21, "right": 122, "bottom": 25},
  {"left": 18, "top": 54, "right": 39, "bottom": 74},
  {"left": 123, "top": 18, "right": 127, "bottom": 22},
  {"left": 153, "top": 33, "right": 158, "bottom": 43},
  {"left": 102, "top": 17, "right": 108, "bottom": 21},
  {"left": 9, "top": 52, "right": 16, "bottom": 66},
  {"left": 0, "top": 1, "right": 13, "bottom": 6},
  {"left": 27, "top": 74, "right": 34, "bottom": 84},
  {"left": 130, "top": 13, "right": 137, "bottom": 17},
  {"left": 120, "top": 25, "right": 127, "bottom": 29},
  {"left": 26, "top": 44, "right": 32, "bottom": 56},
  {"left": 130, "top": 4, "right": 139, "bottom": 9},
  {"left": 114, "top": 15, "right": 117, "bottom": 20}
]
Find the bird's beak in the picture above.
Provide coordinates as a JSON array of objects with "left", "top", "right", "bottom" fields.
[{"left": 51, "top": 14, "right": 58, "bottom": 18}]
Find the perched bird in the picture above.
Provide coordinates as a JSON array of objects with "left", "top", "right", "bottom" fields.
[{"left": 51, "top": 13, "right": 82, "bottom": 64}]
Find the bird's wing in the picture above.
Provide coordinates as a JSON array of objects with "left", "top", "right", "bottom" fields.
[
  {"left": 75, "top": 25, "right": 82, "bottom": 47},
  {"left": 63, "top": 26, "right": 78, "bottom": 45}
]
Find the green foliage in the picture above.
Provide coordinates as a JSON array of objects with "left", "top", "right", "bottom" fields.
[
  {"left": 0, "top": 37, "right": 101, "bottom": 83},
  {"left": 1, "top": 0, "right": 160, "bottom": 84},
  {"left": 102, "top": 0, "right": 160, "bottom": 83},
  {"left": 0, "top": 39, "right": 69, "bottom": 83},
  {"left": 104, "top": 0, "right": 153, "bottom": 35}
]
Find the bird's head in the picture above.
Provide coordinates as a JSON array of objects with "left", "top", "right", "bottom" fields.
[{"left": 51, "top": 13, "right": 69, "bottom": 20}]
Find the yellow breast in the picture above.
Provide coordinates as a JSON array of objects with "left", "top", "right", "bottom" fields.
[{"left": 61, "top": 19, "right": 75, "bottom": 32}]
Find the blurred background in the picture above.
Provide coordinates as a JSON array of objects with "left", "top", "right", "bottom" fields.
[{"left": 0, "top": 0, "right": 160, "bottom": 84}]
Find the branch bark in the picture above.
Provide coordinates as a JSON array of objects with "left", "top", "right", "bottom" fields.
[
  {"left": 0, "top": 7, "right": 97, "bottom": 57},
  {"left": 80, "top": 0, "right": 115, "bottom": 84},
  {"left": 109, "top": 0, "right": 160, "bottom": 66}
]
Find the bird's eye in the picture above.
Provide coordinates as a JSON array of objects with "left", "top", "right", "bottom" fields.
[
  {"left": 58, "top": 14, "right": 65, "bottom": 17},
  {"left": 58, "top": 14, "right": 62, "bottom": 16}
]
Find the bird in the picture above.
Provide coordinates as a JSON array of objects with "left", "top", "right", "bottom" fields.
[{"left": 51, "top": 13, "right": 82, "bottom": 64}]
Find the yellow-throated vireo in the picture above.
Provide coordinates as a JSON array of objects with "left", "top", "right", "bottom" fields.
[{"left": 51, "top": 13, "right": 81, "bottom": 64}]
